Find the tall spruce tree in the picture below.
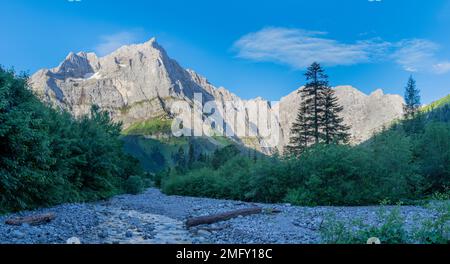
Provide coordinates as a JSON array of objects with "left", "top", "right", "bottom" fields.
[
  {"left": 301, "top": 62, "right": 329, "bottom": 144},
  {"left": 322, "top": 89, "right": 351, "bottom": 144},
  {"left": 287, "top": 62, "right": 350, "bottom": 156},
  {"left": 286, "top": 103, "right": 310, "bottom": 156},
  {"left": 404, "top": 76, "right": 421, "bottom": 119}
]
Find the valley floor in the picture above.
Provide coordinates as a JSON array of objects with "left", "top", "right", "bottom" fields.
[{"left": 0, "top": 188, "right": 441, "bottom": 244}]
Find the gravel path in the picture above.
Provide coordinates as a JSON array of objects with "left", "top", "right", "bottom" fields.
[{"left": 0, "top": 188, "right": 441, "bottom": 244}]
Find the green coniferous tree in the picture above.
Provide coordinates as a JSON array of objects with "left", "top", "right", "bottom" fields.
[
  {"left": 301, "top": 62, "right": 329, "bottom": 144},
  {"left": 286, "top": 103, "right": 311, "bottom": 156},
  {"left": 287, "top": 62, "right": 328, "bottom": 156},
  {"left": 404, "top": 76, "right": 421, "bottom": 119},
  {"left": 287, "top": 62, "right": 350, "bottom": 156},
  {"left": 322, "top": 88, "right": 351, "bottom": 144},
  {"left": 403, "top": 76, "right": 423, "bottom": 134}
]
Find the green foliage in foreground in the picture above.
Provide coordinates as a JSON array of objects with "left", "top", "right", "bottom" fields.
[
  {"left": 157, "top": 118, "right": 450, "bottom": 206},
  {"left": 0, "top": 68, "right": 147, "bottom": 214},
  {"left": 320, "top": 202, "right": 449, "bottom": 244}
]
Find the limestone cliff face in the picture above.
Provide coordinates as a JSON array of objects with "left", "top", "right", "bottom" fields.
[{"left": 30, "top": 38, "right": 404, "bottom": 153}]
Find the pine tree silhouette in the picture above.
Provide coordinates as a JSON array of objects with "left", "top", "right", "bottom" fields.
[{"left": 287, "top": 62, "right": 351, "bottom": 156}]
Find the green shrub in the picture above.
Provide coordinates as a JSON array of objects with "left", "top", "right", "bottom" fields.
[
  {"left": 162, "top": 167, "right": 222, "bottom": 198},
  {"left": 0, "top": 68, "right": 143, "bottom": 213},
  {"left": 247, "top": 158, "right": 295, "bottom": 203},
  {"left": 368, "top": 129, "right": 424, "bottom": 202},
  {"left": 124, "top": 176, "right": 145, "bottom": 195},
  {"left": 284, "top": 188, "right": 314, "bottom": 206},
  {"left": 321, "top": 203, "right": 449, "bottom": 244},
  {"left": 211, "top": 145, "right": 240, "bottom": 169},
  {"left": 215, "top": 156, "right": 253, "bottom": 200},
  {"left": 413, "top": 202, "right": 450, "bottom": 244},
  {"left": 280, "top": 144, "right": 377, "bottom": 205},
  {"left": 430, "top": 188, "right": 450, "bottom": 201},
  {"left": 320, "top": 207, "right": 408, "bottom": 244},
  {"left": 415, "top": 122, "right": 450, "bottom": 193}
]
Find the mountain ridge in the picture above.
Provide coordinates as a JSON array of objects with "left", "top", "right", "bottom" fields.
[{"left": 29, "top": 38, "right": 405, "bottom": 153}]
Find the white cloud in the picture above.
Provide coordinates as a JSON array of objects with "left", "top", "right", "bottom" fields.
[
  {"left": 433, "top": 62, "right": 450, "bottom": 74},
  {"left": 95, "top": 30, "right": 144, "bottom": 56},
  {"left": 233, "top": 27, "right": 450, "bottom": 74},
  {"left": 391, "top": 39, "right": 439, "bottom": 72},
  {"left": 233, "top": 27, "right": 388, "bottom": 68},
  {"left": 391, "top": 39, "right": 450, "bottom": 74}
]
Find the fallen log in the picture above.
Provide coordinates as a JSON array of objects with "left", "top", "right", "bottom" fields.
[
  {"left": 186, "top": 207, "right": 262, "bottom": 228},
  {"left": 5, "top": 213, "right": 55, "bottom": 226},
  {"left": 262, "top": 208, "right": 282, "bottom": 214}
]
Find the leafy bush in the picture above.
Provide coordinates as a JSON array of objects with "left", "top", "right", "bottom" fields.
[
  {"left": 413, "top": 202, "right": 450, "bottom": 244},
  {"left": 430, "top": 188, "right": 450, "bottom": 201},
  {"left": 124, "top": 176, "right": 145, "bottom": 195},
  {"left": 320, "top": 207, "right": 408, "bottom": 244},
  {"left": 211, "top": 145, "right": 240, "bottom": 169},
  {"left": 0, "top": 68, "right": 144, "bottom": 213},
  {"left": 368, "top": 129, "right": 424, "bottom": 201},
  {"left": 415, "top": 122, "right": 450, "bottom": 193},
  {"left": 163, "top": 167, "right": 222, "bottom": 198},
  {"left": 246, "top": 157, "right": 294, "bottom": 203},
  {"left": 320, "top": 202, "right": 450, "bottom": 244},
  {"left": 283, "top": 144, "right": 375, "bottom": 205}
]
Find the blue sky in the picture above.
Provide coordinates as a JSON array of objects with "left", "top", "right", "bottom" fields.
[{"left": 1, "top": 0, "right": 450, "bottom": 104}]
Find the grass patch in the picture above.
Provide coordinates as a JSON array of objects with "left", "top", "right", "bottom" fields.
[
  {"left": 422, "top": 94, "right": 450, "bottom": 112},
  {"left": 123, "top": 117, "right": 173, "bottom": 135}
]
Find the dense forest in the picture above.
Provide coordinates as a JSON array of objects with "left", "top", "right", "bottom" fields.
[
  {"left": 158, "top": 65, "right": 450, "bottom": 206},
  {"left": 0, "top": 67, "right": 147, "bottom": 214}
]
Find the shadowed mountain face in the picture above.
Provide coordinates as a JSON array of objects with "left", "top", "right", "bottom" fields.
[{"left": 29, "top": 38, "right": 404, "bottom": 153}]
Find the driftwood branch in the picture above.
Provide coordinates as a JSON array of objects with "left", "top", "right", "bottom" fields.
[
  {"left": 186, "top": 207, "right": 262, "bottom": 228},
  {"left": 5, "top": 213, "right": 55, "bottom": 226}
]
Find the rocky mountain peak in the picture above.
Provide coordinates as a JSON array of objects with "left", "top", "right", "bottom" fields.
[
  {"left": 29, "top": 39, "right": 405, "bottom": 153},
  {"left": 370, "top": 89, "right": 385, "bottom": 97},
  {"left": 55, "top": 51, "right": 95, "bottom": 79}
]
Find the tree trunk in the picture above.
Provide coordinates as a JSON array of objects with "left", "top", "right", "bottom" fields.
[
  {"left": 5, "top": 213, "right": 55, "bottom": 226},
  {"left": 186, "top": 207, "right": 262, "bottom": 228}
]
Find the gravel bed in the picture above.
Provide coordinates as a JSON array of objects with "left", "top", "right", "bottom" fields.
[{"left": 0, "top": 188, "right": 440, "bottom": 244}]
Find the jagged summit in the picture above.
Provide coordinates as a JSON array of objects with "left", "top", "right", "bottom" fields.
[
  {"left": 370, "top": 89, "right": 385, "bottom": 97},
  {"left": 29, "top": 38, "right": 405, "bottom": 152}
]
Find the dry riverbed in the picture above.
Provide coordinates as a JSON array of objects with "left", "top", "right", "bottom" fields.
[{"left": 0, "top": 188, "right": 442, "bottom": 244}]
